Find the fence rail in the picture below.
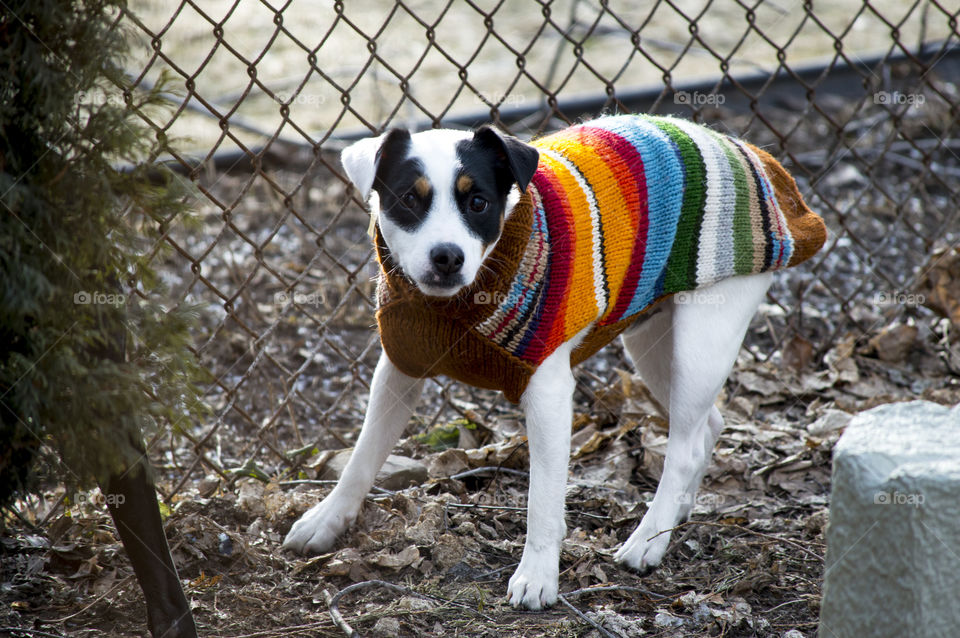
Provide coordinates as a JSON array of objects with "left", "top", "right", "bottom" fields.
[{"left": 115, "top": 0, "right": 959, "bottom": 496}]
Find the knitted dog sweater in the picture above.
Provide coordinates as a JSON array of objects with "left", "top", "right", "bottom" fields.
[{"left": 375, "top": 115, "right": 826, "bottom": 403}]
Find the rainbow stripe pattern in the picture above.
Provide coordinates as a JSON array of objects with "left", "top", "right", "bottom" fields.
[{"left": 474, "top": 114, "right": 796, "bottom": 367}]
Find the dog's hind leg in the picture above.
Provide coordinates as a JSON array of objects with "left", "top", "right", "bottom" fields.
[
  {"left": 620, "top": 305, "right": 674, "bottom": 412},
  {"left": 105, "top": 459, "right": 197, "bottom": 638},
  {"left": 615, "top": 272, "right": 772, "bottom": 571},
  {"left": 283, "top": 352, "right": 424, "bottom": 554},
  {"left": 620, "top": 304, "right": 725, "bottom": 480}
]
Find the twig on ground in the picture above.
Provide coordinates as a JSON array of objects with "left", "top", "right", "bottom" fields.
[
  {"left": 565, "top": 584, "right": 674, "bottom": 602},
  {"left": 755, "top": 450, "right": 808, "bottom": 476},
  {"left": 557, "top": 594, "right": 618, "bottom": 638},
  {"left": 0, "top": 629, "right": 67, "bottom": 638},
  {"left": 446, "top": 502, "right": 527, "bottom": 512},
  {"left": 227, "top": 621, "right": 331, "bottom": 638},
  {"left": 761, "top": 597, "right": 808, "bottom": 614},
  {"left": 666, "top": 519, "right": 700, "bottom": 556},
  {"left": 450, "top": 466, "right": 529, "bottom": 481},
  {"left": 279, "top": 479, "right": 395, "bottom": 496},
  {"left": 326, "top": 578, "right": 497, "bottom": 636},
  {"left": 324, "top": 587, "right": 359, "bottom": 638},
  {"left": 647, "top": 520, "right": 824, "bottom": 562},
  {"left": 49, "top": 574, "right": 136, "bottom": 623}
]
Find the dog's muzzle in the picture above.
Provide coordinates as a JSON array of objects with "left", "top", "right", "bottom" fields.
[
  {"left": 416, "top": 243, "right": 466, "bottom": 295},
  {"left": 430, "top": 243, "right": 464, "bottom": 276}
]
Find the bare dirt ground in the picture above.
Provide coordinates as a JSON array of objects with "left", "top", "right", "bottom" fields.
[
  {"left": 3, "top": 65, "right": 960, "bottom": 638},
  {"left": 3, "top": 336, "right": 958, "bottom": 637}
]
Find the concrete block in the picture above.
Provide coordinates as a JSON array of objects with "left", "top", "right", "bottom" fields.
[{"left": 820, "top": 400, "right": 960, "bottom": 638}]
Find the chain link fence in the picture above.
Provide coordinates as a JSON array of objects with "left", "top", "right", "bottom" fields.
[{"left": 116, "top": 0, "right": 959, "bottom": 497}]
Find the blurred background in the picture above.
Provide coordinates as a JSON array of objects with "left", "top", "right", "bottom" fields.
[
  {"left": 115, "top": 0, "right": 958, "bottom": 477},
  {"left": 6, "top": 1, "right": 959, "bottom": 635}
]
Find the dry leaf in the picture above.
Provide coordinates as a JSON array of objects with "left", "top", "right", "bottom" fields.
[
  {"left": 464, "top": 435, "right": 529, "bottom": 469},
  {"left": 824, "top": 336, "right": 860, "bottom": 384},
  {"left": 428, "top": 448, "right": 470, "bottom": 478},
  {"left": 431, "top": 533, "right": 465, "bottom": 571},
  {"left": 866, "top": 322, "right": 919, "bottom": 362},
  {"left": 735, "top": 368, "right": 786, "bottom": 402},
  {"left": 571, "top": 423, "right": 607, "bottom": 458},
  {"left": 640, "top": 427, "right": 669, "bottom": 480},
  {"left": 371, "top": 545, "right": 420, "bottom": 570},
  {"left": 782, "top": 334, "right": 815, "bottom": 371},
  {"left": 324, "top": 548, "right": 363, "bottom": 576},
  {"left": 918, "top": 242, "right": 960, "bottom": 328},
  {"left": 237, "top": 479, "right": 266, "bottom": 517}
]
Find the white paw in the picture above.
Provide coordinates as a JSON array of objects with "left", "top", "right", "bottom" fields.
[
  {"left": 613, "top": 516, "right": 672, "bottom": 571},
  {"left": 282, "top": 495, "right": 359, "bottom": 555},
  {"left": 507, "top": 549, "right": 559, "bottom": 610}
]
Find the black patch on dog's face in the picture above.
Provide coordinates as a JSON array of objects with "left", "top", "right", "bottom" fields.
[
  {"left": 372, "top": 129, "right": 433, "bottom": 232},
  {"left": 453, "top": 137, "right": 516, "bottom": 247}
]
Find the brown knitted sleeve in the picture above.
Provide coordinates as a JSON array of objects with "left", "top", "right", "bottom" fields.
[
  {"left": 747, "top": 144, "right": 827, "bottom": 267},
  {"left": 376, "top": 301, "right": 535, "bottom": 403},
  {"left": 373, "top": 194, "right": 540, "bottom": 404}
]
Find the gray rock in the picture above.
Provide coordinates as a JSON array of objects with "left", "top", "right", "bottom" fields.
[
  {"left": 236, "top": 478, "right": 266, "bottom": 517},
  {"left": 820, "top": 400, "right": 960, "bottom": 638},
  {"left": 371, "top": 616, "right": 400, "bottom": 636},
  {"left": 318, "top": 449, "right": 428, "bottom": 491}
]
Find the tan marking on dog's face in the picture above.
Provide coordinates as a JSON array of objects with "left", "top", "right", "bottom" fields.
[
  {"left": 414, "top": 176, "right": 431, "bottom": 198},
  {"left": 456, "top": 174, "right": 473, "bottom": 194}
]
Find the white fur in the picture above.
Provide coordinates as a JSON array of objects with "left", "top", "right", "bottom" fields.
[
  {"left": 282, "top": 353, "right": 424, "bottom": 554},
  {"left": 613, "top": 272, "right": 772, "bottom": 569},
  {"left": 286, "top": 128, "right": 776, "bottom": 611},
  {"left": 506, "top": 326, "right": 586, "bottom": 608},
  {"left": 341, "top": 133, "right": 386, "bottom": 199},
  {"left": 342, "top": 129, "right": 491, "bottom": 298}
]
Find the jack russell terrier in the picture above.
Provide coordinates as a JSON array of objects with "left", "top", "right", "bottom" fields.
[{"left": 283, "top": 114, "right": 826, "bottom": 609}]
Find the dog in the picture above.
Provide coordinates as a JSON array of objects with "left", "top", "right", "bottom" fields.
[{"left": 283, "top": 114, "right": 826, "bottom": 609}]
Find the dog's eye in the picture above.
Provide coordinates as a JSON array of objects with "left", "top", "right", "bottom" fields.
[
  {"left": 469, "top": 195, "right": 488, "bottom": 213},
  {"left": 400, "top": 192, "right": 417, "bottom": 209}
]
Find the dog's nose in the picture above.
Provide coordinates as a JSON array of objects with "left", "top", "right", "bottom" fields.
[{"left": 430, "top": 243, "right": 464, "bottom": 276}]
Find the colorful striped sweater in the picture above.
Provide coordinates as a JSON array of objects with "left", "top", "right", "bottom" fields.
[{"left": 375, "top": 115, "right": 826, "bottom": 403}]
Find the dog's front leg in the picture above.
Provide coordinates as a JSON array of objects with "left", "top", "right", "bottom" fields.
[
  {"left": 283, "top": 352, "right": 424, "bottom": 554},
  {"left": 507, "top": 343, "right": 576, "bottom": 610}
]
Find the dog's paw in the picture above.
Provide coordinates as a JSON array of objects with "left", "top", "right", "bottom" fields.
[
  {"left": 282, "top": 496, "right": 358, "bottom": 555},
  {"left": 507, "top": 550, "right": 559, "bottom": 610},
  {"left": 613, "top": 517, "right": 672, "bottom": 571}
]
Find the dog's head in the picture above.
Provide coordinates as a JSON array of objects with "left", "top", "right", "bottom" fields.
[{"left": 341, "top": 126, "right": 539, "bottom": 297}]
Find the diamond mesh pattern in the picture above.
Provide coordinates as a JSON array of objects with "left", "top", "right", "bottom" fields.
[{"left": 117, "top": 0, "right": 959, "bottom": 494}]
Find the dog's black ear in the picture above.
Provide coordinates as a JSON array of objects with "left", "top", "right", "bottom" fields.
[
  {"left": 342, "top": 128, "right": 411, "bottom": 199},
  {"left": 473, "top": 125, "right": 540, "bottom": 193}
]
